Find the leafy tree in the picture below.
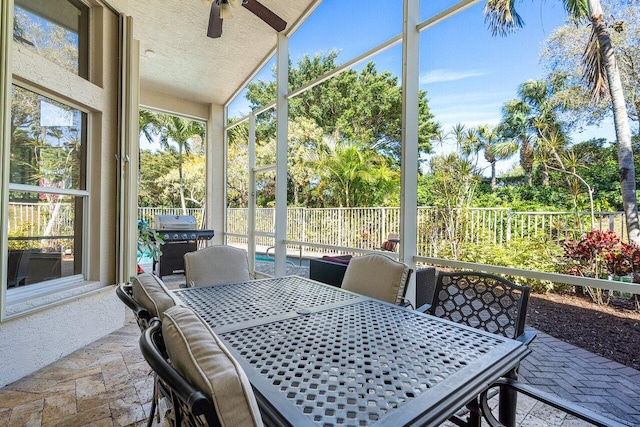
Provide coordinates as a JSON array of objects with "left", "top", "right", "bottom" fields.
[
  {"left": 429, "top": 153, "right": 480, "bottom": 257},
  {"left": 496, "top": 80, "right": 569, "bottom": 186},
  {"left": 138, "top": 150, "right": 180, "bottom": 207},
  {"left": 484, "top": 0, "right": 640, "bottom": 245},
  {"left": 155, "top": 114, "right": 205, "bottom": 213},
  {"left": 157, "top": 157, "right": 206, "bottom": 209},
  {"left": 541, "top": 0, "right": 640, "bottom": 133},
  {"left": 246, "top": 51, "right": 439, "bottom": 165},
  {"left": 226, "top": 122, "right": 250, "bottom": 208},
  {"left": 306, "top": 139, "right": 399, "bottom": 207}
]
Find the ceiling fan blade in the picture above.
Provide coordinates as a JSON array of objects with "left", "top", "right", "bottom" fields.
[
  {"left": 242, "top": 0, "right": 287, "bottom": 32},
  {"left": 207, "top": 2, "right": 223, "bottom": 38}
]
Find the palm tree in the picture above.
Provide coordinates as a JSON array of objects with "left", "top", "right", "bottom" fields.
[
  {"left": 497, "top": 80, "right": 569, "bottom": 186},
  {"left": 139, "top": 108, "right": 159, "bottom": 143},
  {"left": 156, "top": 114, "right": 205, "bottom": 214},
  {"left": 312, "top": 138, "right": 394, "bottom": 207},
  {"left": 495, "top": 100, "right": 534, "bottom": 184},
  {"left": 484, "top": 0, "right": 640, "bottom": 245},
  {"left": 476, "top": 124, "right": 505, "bottom": 190}
]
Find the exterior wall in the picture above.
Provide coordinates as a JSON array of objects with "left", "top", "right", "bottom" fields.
[
  {"left": 141, "top": 88, "right": 210, "bottom": 121},
  {"left": 0, "top": 0, "right": 126, "bottom": 386},
  {"left": 0, "top": 287, "right": 124, "bottom": 387}
]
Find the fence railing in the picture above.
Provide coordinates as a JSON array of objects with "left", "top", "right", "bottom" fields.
[
  {"left": 226, "top": 206, "right": 626, "bottom": 257},
  {"left": 8, "top": 204, "right": 626, "bottom": 254},
  {"left": 137, "top": 207, "right": 205, "bottom": 227}
]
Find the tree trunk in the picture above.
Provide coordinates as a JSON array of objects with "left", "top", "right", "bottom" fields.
[
  {"left": 588, "top": 0, "right": 640, "bottom": 246},
  {"left": 520, "top": 138, "right": 534, "bottom": 186},
  {"left": 541, "top": 163, "right": 549, "bottom": 186},
  {"left": 490, "top": 162, "right": 497, "bottom": 190}
]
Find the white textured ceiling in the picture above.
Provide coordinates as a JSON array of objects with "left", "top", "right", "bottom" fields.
[{"left": 130, "top": 0, "right": 316, "bottom": 106}]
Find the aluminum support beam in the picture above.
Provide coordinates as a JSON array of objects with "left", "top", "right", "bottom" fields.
[
  {"left": 400, "top": 0, "right": 420, "bottom": 304},
  {"left": 274, "top": 33, "right": 289, "bottom": 277}
]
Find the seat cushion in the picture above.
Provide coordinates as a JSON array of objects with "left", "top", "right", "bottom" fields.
[
  {"left": 184, "top": 245, "right": 251, "bottom": 287},
  {"left": 162, "top": 305, "right": 263, "bottom": 427},
  {"left": 341, "top": 254, "right": 409, "bottom": 304},
  {"left": 131, "top": 273, "right": 178, "bottom": 319}
]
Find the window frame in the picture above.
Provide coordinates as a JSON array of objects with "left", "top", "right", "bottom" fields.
[{"left": 1, "top": 0, "right": 99, "bottom": 320}]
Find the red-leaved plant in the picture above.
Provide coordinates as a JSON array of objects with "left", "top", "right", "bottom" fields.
[{"left": 563, "top": 230, "right": 640, "bottom": 305}]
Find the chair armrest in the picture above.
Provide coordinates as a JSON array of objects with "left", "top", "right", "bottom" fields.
[
  {"left": 516, "top": 330, "right": 536, "bottom": 346},
  {"left": 415, "top": 304, "right": 431, "bottom": 313},
  {"left": 480, "top": 378, "right": 627, "bottom": 427}
]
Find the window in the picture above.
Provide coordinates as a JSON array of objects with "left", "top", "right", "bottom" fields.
[
  {"left": 7, "top": 85, "right": 87, "bottom": 290},
  {"left": 13, "top": 0, "right": 89, "bottom": 78}
]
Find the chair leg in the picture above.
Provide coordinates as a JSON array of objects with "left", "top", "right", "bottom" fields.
[
  {"left": 498, "top": 369, "right": 518, "bottom": 427},
  {"left": 466, "top": 399, "right": 482, "bottom": 427},
  {"left": 147, "top": 380, "right": 158, "bottom": 427}
]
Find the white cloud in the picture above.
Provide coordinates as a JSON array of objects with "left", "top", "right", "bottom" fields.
[{"left": 419, "top": 69, "right": 486, "bottom": 85}]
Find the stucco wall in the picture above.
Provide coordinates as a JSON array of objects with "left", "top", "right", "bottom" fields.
[{"left": 0, "top": 286, "right": 124, "bottom": 388}]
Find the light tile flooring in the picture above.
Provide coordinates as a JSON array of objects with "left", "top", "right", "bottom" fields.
[{"left": 0, "top": 265, "right": 637, "bottom": 426}]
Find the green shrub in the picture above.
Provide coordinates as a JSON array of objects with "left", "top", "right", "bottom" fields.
[{"left": 440, "top": 237, "right": 568, "bottom": 293}]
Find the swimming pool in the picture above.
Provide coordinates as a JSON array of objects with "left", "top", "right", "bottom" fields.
[
  {"left": 138, "top": 251, "right": 309, "bottom": 267},
  {"left": 255, "top": 253, "right": 310, "bottom": 267}
]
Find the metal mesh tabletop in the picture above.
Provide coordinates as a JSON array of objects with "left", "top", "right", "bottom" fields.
[
  {"left": 223, "top": 300, "right": 524, "bottom": 426},
  {"left": 173, "top": 276, "right": 363, "bottom": 330},
  {"left": 176, "top": 276, "right": 529, "bottom": 426}
]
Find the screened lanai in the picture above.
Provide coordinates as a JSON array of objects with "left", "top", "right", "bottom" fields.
[{"left": 1, "top": 0, "right": 639, "bottom": 423}]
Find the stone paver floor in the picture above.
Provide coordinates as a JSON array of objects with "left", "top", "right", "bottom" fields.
[{"left": 0, "top": 263, "right": 638, "bottom": 426}]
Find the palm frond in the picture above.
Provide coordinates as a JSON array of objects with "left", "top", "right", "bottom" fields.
[
  {"left": 582, "top": 28, "right": 608, "bottom": 104},
  {"left": 560, "top": 0, "right": 589, "bottom": 21},
  {"left": 484, "top": 0, "right": 525, "bottom": 37}
]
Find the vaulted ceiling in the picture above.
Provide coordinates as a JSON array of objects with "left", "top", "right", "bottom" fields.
[{"left": 128, "top": 0, "right": 318, "bottom": 107}]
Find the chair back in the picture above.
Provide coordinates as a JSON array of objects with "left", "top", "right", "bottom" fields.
[
  {"left": 139, "top": 320, "right": 220, "bottom": 427},
  {"left": 131, "top": 273, "right": 179, "bottom": 321},
  {"left": 429, "top": 271, "right": 530, "bottom": 340},
  {"left": 161, "top": 305, "right": 264, "bottom": 427},
  {"left": 341, "top": 254, "right": 411, "bottom": 305},
  {"left": 184, "top": 245, "right": 251, "bottom": 287},
  {"left": 116, "top": 282, "right": 152, "bottom": 331}
]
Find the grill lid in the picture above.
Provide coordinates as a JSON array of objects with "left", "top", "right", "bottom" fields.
[{"left": 154, "top": 215, "right": 197, "bottom": 230}]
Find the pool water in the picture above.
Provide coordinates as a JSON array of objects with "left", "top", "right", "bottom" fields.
[
  {"left": 256, "top": 254, "right": 309, "bottom": 267},
  {"left": 138, "top": 251, "right": 309, "bottom": 267}
]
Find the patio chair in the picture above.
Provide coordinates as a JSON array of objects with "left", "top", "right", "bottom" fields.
[
  {"left": 115, "top": 282, "right": 153, "bottom": 332},
  {"left": 140, "top": 305, "right": 263, "bottom": 426},
  {"left": 479, "top": 377, "right": 628, "bottom": 427},
  {"left": 184, "top": 245, "right": 252, "bottom": 287},
  {"left": 7, "top": 249, "right": 31, "bottom": 288},
  {"left": 139, "top": 318, "right": 220, "bottom": 427},
  {"left": 419, "top": 271, "right": 535, "bottom": 427},
  {"left": 341, "top": 253, "right": 412, "bottom": 305},
  {"left": 126, "top": 273, "right": 180, "bottom": 427},
  {"left": 377, "top": 233, "right": 399, "bottom": 251}
]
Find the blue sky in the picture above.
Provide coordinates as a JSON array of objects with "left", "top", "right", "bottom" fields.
[{"left": 228, "top": 0, "right": 617, "bottom": 174}]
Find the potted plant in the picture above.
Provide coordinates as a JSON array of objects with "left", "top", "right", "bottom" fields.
[{"left": 137, "top": 220, "right": 164, "bottom": 273}]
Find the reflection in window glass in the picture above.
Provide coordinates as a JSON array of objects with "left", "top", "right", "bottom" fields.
[
  {"left": 13, "top": 0, "right": 89, "bottom": 78},
  {"left": 7, "top": 192, "right": 83, "bottom": 288},
  {"left": 10, "top": 85, "right": 85, "bottom": 190}
]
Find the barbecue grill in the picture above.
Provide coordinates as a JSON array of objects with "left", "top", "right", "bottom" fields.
[{"left": 152, "top": 215, "right": 214, "bottom": 278}]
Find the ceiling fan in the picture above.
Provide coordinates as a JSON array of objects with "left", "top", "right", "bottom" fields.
[{"left": 206, "top": 0, "right": 287, "bottom": 39}]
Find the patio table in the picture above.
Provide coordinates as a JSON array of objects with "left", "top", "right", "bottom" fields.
[{"left": 173, "top": 276, "right": 530, "bottom": 427}]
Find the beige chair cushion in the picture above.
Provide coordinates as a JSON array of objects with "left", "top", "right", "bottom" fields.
[
  {"left": 184, "top": 245, "right": 252, "bottom": 287},
  {"left": 162, "top": 305, "right": 263, "bottom": 427},
  {"left": 131, "top": 273, "right": 178, "bottom": 319},
  {"left": 341, "top": 254, "right": 410, "bottom": 304}
]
